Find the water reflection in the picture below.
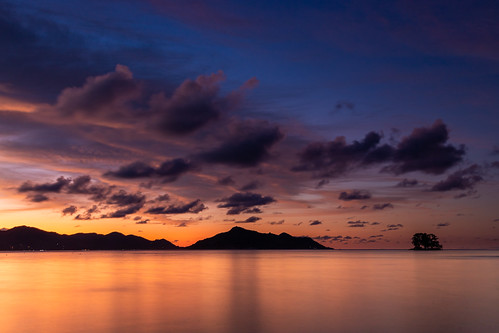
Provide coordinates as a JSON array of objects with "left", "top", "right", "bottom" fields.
[{"left": 0, "top": 250, "right": 498, "bottom": 333}]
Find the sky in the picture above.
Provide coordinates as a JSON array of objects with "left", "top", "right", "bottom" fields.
[{"left": 1, "top": 0, "right": 498, "bottom": 248}]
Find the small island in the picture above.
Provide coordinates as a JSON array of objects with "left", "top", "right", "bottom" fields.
[{"left": 411, "top": 233, "right": 442, "bottom": 251}]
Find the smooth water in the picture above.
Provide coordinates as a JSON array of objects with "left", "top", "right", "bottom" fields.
[{"left": 0, "top": 250, "right": 498, "bottom": 333}]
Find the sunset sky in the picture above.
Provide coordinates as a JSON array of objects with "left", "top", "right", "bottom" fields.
[{"left": 1, "top": 0, "right": 498, "bottom": 248}]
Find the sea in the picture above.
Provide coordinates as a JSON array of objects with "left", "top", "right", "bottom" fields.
[{"left": 0, "top": 250, "right": 498, "bottom": 333}]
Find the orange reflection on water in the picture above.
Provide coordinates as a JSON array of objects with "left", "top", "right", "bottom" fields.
[{"left": 0, "top": 250, "right": 498, "bottom": 333}]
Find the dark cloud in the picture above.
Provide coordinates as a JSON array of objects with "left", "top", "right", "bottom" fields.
[
  {"left": 150, "top": 71, "right": 225, "bottom": 135},
  {"left": 369, "top": 235, "right": 384, "bottom": 238},
  {"left": 347, "top": 220, "right": 369, "bottom": 227},
  {"left": 156, "top": 159, "right": 196, "bottom": 180},
  {"left": 18, "top": 176, "right": 70, "bottom": 193},
  {"left": 106, "top": 190, "right": 146, "bottom": 207},
  {"left": 105, "top": 158, "right": 195, "bottom": 182},
  {"left": 217, "top": 176, "right": 235, "bottom": 186},
  {"left": 293, "top": 131, "right": 392, "bottom": 177},
  {"left": 396, "top": 178, "right": 419, "bottom": 187},
  {"left": 492, "top": 146, "right": 499, "bottom": 155},
  {"left": 102, "top": 204, "right": 143, "bottom": 218},
  {"left": 105, "top": 161, "right": 155, "bottom": 179},
  {"left": 338, "top": 190, "right": 371, "bottom": 201},
  {"left": 239, "top": 180, "right": 262, "bottom": 191},
  {"left": 293, "top": 120, "right": 465, "bottom": 178},
  {"left": 313, "top": 235, "right": 355, "bottom": 243},
  {"left": 135, "top": 219, "right": 149, "bottom": 224},
  {"left": 27, "top": 193, "right": 49, "bottom": 202},
  {"left": 370, "top": 221, "right": 381, "bottom": 225},
  {"left": 235, "top": 216, "right": 261, "bottom": 223},
  {"left": 74, "top": 205, "right": 99, "bottom": 220},
  {"left": 146, "top": 199, "right": 206, "bottom": 214},
  {"left": 199, "top": 120, "right": 283, "bottom": 167},
  {"left": 316, "top": 179, "right": 329, "bottom": 188},
  {"left": 430, "top": 164, "right": 483, "bottom": 192},
  {"left": 54, "top": 65, "right": 140, "bottom": 119},
  {"left": 384, "top": 224, "right": 403, "bottom": 231},
  {"left": 389, "top": 120, "right": 465, "bottom": 175},
  {"left": 154, "top": 194, "right": 170, "bottom": 202},
  {"left": 268, "top": 220, "right": 284, "bottom": 225},
  {"left": 216, "top": 192, "right": 276, "bottom": 215},
  {"left": 437, "top": 222, "right": 450, "bottom": 228},
  {"left": 244, "top": 207, "right": 263, "bottom": 214},
  {"left": 373, "top": 203, "right": 394, "bottom": 210},
  {"left": 65, "top": 175, "right": 113, "bottom": 201},
  {"left": 309, "top": 220, "right": 322, "bottom": 226},
  {"left": 62, "top": 205, "right": 77, "bottom": 216},
  {"left": 18, "top": 175, "right": 112, "bottom": 202},
  {"left": 334, "top": 101, "right": 355, "bottom": 112}
]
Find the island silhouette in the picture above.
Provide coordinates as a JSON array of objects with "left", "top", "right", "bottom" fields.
[
  {"left": 411, "top": 233, "right": 443, "bottom": 250},
  {"left": 0, "top": 226, "right": 330, "bottom": 251}
]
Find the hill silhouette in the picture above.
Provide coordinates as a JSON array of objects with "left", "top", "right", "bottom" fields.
[
  {"left": 0, "top": 226, "right": 330, "bottom": 250},
  {"left": 188, "top": 226, "right": 331, "bottom": 249},
  {"left": 0, "top": 226, "right": 177, "bottom": 250}
]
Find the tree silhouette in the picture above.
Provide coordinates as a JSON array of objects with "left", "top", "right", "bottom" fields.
[{"left": 411, "top": 233, "right": 442, "bottom": 250}]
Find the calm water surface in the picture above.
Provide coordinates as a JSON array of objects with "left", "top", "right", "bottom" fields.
[{"left": 1, "top": 250, "right": 498, "bottom": 333}]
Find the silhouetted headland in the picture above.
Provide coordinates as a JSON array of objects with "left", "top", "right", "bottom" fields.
[
  {"left": 0, "top": 226, "right": 178, "bottom": 250},
  {"left": 188, "top": 226, "right": 331, "bottom": 250},
  {"left": 0, "top": 226, "right": 331, "bottom": 250}
]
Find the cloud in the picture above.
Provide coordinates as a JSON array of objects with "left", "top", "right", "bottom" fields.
[
  {"left": 372, "top": 203, "right": 394, "bottom": 210},
  {"left": 102, "top": 204, "right": 143, "bottom": 218},
  {"left": 62, "top": 205, "right": 77, "bottom": 216},
  {"left": 383, "top": 223, "right": 403, "bottom": 231},
  {"left": 216, "top": 192, "right": 276, "bottom": 214},
  {"left": 135, "top": 219, "right": 149, "bottom": 224},
  {"left": 65, "top": 175, "right": 112, "bottom": 201},
  {"left": 217, "top": 176, "right": 235, "bottom": 186},
  {"left": 293, "top": 120, "right": 465, "bottom": 178},
  {"left": 268, "top": 220, "right": 285, "bottom": 225},
  {"left": 27, "top": 193, "right": 49, "bottom": 202},
  {"left": 389, "top": 120, "right": 465, "bottom": 175},
  {"left": 316, "top": 179, "right": 329, "bottom": 188},
  {"left": 18, "top": 176, "right": 70, "bottom": 193},
  {"left": 54, "top": 65, "right": 140, "bottom": 119},
  {"left": 430, "top": 164, "right": 483, "bottom": 192},
  {"left": 293, "top": 131, "right": 392, "bottom": 177},
  {"left": 239, "top": 180, "right": 262, "bottom": 191},
  {"left": 437, "top": 222, "right": 450, "bottom": 228},
  {"left": 105, "top": 161, "right": 155, "bottom": 178},
  {"left": 18, "top": 175, "right": 112, "bottom": 202},
  {"left": 106, "top": 190, "right": 146, "bottom": 207},
  {"left": 198, "top": 120, "right": 283, "bottom": 167},
  {"left": 150, "top": 71, "right": 225, "bottom": 135},
  {"left": 309, "top": 220, "right": 322, "bottom": 226},
  {"left": 153, "top": 194, "right": 170, "bottom": 202},
  {"left": 105, "top": 158, "right": 195, "bottom": 182},
  {"left": 74, "top": 205, "right": 99, "bottom": 220},
  {"left": 347, "top": 220, "right": 370, "bottom": 227},
  {"left": 146, "top": 199, "right": 206, "bottom": 214},
  {"left": 396, "top": 178, "right": 419, "bottom": 187},
  {"left": 338, "top": 190, "right": 371, "bottom": 201},
  {"left": 235, "top": 216, "right": 261, "bottom": 223}
]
